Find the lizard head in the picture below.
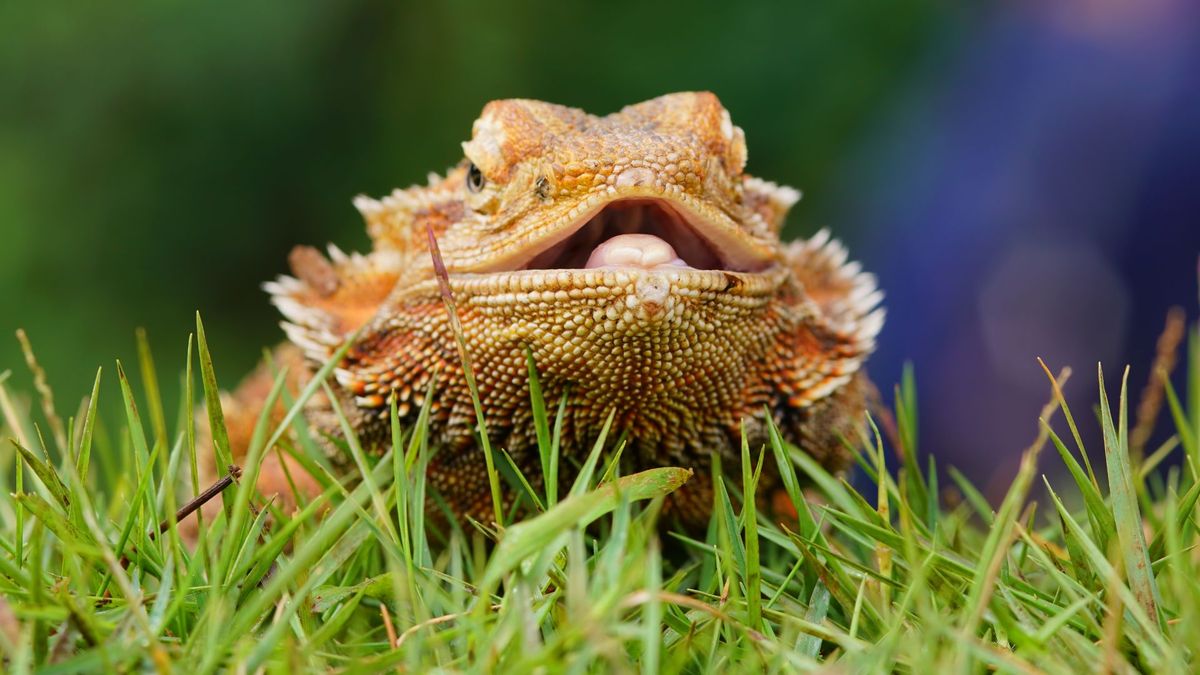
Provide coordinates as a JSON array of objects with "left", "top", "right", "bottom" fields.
[
  {"left": 270, "top": 92, "right": 883, "bottom": 483},
  {"left": 279, "top": 93, "right": 811, "bottom": 353},
  {"left": 283, "top": 93, "right": 838, "bottom": 356},
  {"left": 434, "top": 92, "right": 800, "bottom": 278}
]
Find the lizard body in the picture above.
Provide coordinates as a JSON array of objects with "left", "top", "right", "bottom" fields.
[{"left": 222, "top": 92, "right": 884, "bottom": 525}]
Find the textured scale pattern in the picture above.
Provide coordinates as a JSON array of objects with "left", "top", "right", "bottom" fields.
[{"left": 215, "top": 92, "right": 884, "bottom": 526}]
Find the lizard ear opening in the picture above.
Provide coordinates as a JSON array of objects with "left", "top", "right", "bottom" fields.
[{"left": 743, "top": 176, "right": 801, "bottom": 234}]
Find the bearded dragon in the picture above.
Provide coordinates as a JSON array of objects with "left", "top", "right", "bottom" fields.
[{"left": 213, "top": 92, "right": 884, "bottom": 526}]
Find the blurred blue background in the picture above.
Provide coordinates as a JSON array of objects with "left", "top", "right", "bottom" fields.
[{"left": 2, "top": 1, "right": 1197, "bottom": 498}]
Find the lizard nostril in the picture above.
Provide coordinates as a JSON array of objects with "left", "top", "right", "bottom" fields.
[{"left": 615, "top": 167, "right": 656, "bottom": 189}]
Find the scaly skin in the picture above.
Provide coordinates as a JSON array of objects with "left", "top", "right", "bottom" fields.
[{"left": 220, "top": 92, "right": 884, "bottom": 526}]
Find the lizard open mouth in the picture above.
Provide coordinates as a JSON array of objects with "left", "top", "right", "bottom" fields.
[{"left": 519, "top": 198, "right": 769, "bottom": 273}]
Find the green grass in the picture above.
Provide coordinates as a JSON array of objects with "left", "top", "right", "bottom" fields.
[{"left": 0, "top": 311, "right": 1198, "bottom": 673}]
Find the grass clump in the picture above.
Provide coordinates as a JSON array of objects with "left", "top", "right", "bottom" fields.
[{"left": 0, "top": 308, "right": 1197, "bottom": 673}]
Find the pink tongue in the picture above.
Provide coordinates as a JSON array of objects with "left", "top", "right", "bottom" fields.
[{"left": 584, "top": 234, "right": 690, "bottom": 270}]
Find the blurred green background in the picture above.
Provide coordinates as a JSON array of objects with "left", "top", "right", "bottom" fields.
[
  {"left": 0, "top": 0, "right": 943, "bottom": 412},
  {"left": 9, "top": 1, "right": 1197, "bottom": 494}
]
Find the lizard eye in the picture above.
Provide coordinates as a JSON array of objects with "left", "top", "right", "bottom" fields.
[{"left": 466, "top": 163, "right": 485, "bottom": 193}]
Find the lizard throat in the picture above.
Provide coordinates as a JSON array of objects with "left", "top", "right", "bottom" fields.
[{"left": 518, "top": 198, "right": 765, "bottom": 273}]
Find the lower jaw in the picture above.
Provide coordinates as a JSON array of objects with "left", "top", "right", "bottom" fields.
[{"left": 439, "top": 265, "right": 789, "bottom": 298}]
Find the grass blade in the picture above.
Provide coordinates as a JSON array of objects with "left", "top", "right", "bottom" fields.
[
  {"left": 195, "top": 313, "right": 234, "bottom": 517},
  {"left": 1097, "top": 365, "right": 1161, "bottom": 627},
  {"left": 481, "top": 467, "right": 691, "bottom": 592}
]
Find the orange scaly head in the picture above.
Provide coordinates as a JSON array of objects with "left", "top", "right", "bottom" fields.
[{"left": 358, "top": 92, "right": 801, "bottom": 276}]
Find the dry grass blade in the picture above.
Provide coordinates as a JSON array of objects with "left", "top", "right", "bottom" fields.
[
  {"left": 1130, "top": 306, "right": 1186, "bottom": 460},
  {"left": 16, "top": 329, "right": 66, "bottom": 452},
  {"left": 1030, "top": 365, "right": 1072, "bottom": 455},
  {"left": 425, "top": 221, "right": 504, "bottom": 527}
]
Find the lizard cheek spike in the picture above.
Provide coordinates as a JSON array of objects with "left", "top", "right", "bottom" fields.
[{"left": 229, "top": 91, "right": 885, "bottom": 530}]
